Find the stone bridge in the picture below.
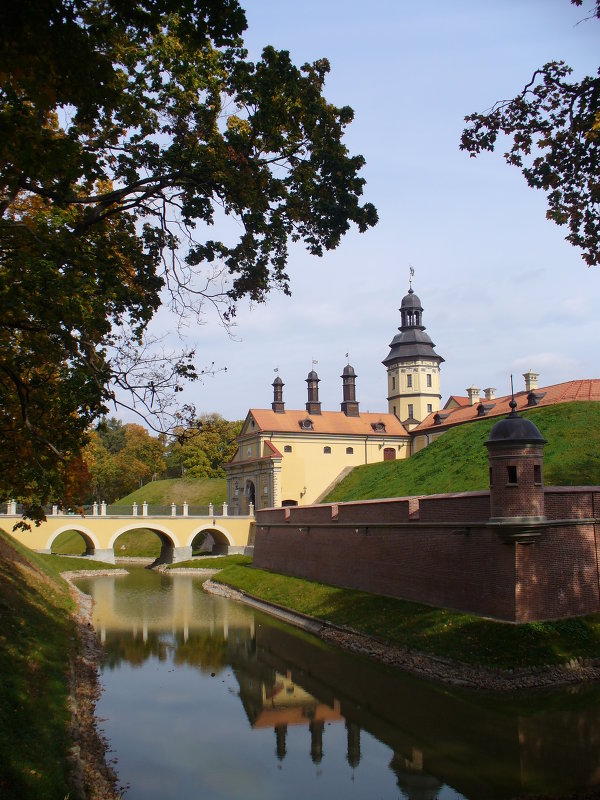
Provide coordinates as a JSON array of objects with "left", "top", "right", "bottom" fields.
[{"left": 1, "top": 501, "right": 255, "bottom": 563}]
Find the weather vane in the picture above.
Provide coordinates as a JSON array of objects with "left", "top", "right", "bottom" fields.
[
  {"left": 409, "top": 264, "right": 415, "bottom": 289},
  {"left": 345, "top": 351, "right": 350, "bottom": 364}
]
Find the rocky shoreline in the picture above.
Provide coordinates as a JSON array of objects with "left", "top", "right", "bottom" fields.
[
  {"left": 203, "top": 579, "right": 600, "bottom": 691},
  {"left": 63, "top": 574, "right": 125, "bottom": 800}
]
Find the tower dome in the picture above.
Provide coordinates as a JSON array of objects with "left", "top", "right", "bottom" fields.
[{"left": 382, "top": 279, "right": 444, "bottom": 426}]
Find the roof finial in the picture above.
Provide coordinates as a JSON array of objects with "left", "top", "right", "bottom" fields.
[
  {"left": 345, "top": 351, "right": 350, "bottom": 365},
  {"left": 408, "top": 263, "right": 415, "bottom": 291},
  {"left": 509, "top": 374, "right": 518, "bottom": 415}
]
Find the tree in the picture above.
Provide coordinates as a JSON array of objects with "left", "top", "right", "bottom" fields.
[
  {"left": 83, "top": 423, "right": 166, "bottom": 502},
  {"left": 0, "top": 0, "right": 377, "bottom": 519},
  {"left": 166, "top": 413, "right": 242, "bottom": 478},
  {"left": 460, "top": 0, "right": 599, "bottom": 266}
]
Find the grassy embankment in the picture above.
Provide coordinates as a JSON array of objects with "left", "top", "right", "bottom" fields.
[
  {"left": 209, "top": 562, "right": 600, "bottom": 671},
  {"left": 325, "top": 401, "right": 600, "bottom": 502},
  {"left": 199, "top": 403, "right": 600, "bottom": 671},
  {"left": 52, "top": 477, "right": 226, "bottom": 557},
  {"left": 0, "top": 529, "right": 119, "bottom": 799}
]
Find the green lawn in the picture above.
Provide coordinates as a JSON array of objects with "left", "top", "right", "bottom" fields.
[
  {"left": 118, "top": 476, "right": 226, "bottom": 506},
  {"left": 326, "top": 402, "right": 600, "bottom": 502},
  {"left": 214, "top": 563, "right": 600, "bottom": 671},
  {"left": 167, "top": 554, "right": 253, "bottom": 570},
  {"left": 0, "top": 531, "right": 81, "bottom": 798}
]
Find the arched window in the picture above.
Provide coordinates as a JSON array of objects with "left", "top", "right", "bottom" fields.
[
  {"left": 323, "top": 446, "right": 331, "bottom": 454},
  {"left": 284, "top": 445, "right": 292, "bottom": 453},
  {"left": 346, "top": 447, "right": 354, "bottom": 454}
]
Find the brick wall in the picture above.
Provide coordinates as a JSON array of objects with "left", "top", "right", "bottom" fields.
[{"left": 254, "top": 488, "right": 600, "bottom": 622}]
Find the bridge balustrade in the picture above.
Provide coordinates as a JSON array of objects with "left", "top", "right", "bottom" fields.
[{"left": 2, "top": 500, "right": 237, "bottom": 518}]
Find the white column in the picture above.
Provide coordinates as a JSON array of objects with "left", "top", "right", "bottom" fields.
[
  {"left": 100, "top": 501, "right": 107, "bottom": 516},
  {"left": 208, "top": 502, "right": 214, "bottom": 517},
  {"left": 52, "top": 505, "right": 58, "bottom": 516},
  {"left": 222, "top": 502, "right": 228, "bottom": 517},
  {"left": 132, "top": 502, "right": 138, "bottom": 516},
  {"left": 142, "top": 501, "right": 148, "bottom": 517},
  {"left": 248, "top": 502, "right": 254, "bottom": 517},
  {"left": 92, "top": 502, "right": 98, "bottom": 516},
  {"left": 171, "top": 502, "right": 177, "bottom": 516},
  {"left": 182, "top": 501, "right": 188, "bottom": 517}
]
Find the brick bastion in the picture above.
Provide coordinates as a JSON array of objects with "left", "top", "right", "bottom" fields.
[{"left": 253, "top": 407, "right": 600, "bottom": 623}]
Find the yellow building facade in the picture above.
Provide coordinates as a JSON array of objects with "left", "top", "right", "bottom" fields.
[
  {"left": 226, "top": 368, "right": 411, "bottom": 513},
  {"left": 225, "top": 284, "right": 443, "bottom": 512}
]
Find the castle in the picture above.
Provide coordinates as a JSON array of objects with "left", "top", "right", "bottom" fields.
[{"left": 225, "top": 283, "right": 600, "bottom": 513}]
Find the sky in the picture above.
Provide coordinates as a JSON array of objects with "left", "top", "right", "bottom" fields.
[{"left": 138, "top": 0, "right": 599, "bottom": 423}]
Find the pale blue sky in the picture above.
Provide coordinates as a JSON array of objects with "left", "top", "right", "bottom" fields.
[{"left": 142, "top": 1, "right": 599, "bottom": 423}]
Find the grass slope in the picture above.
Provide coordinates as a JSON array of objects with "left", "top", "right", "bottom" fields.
[
  {"left": 0, "top": 530, "right": 118, "bottom": 798},
  {"left": 215, "top": 563, "right": 600, "bottom": 670},
  {"left": 326, "top": 402, "right": 600, "bottom": 502},
  {"left": 118, "top": 477, "right": 226, "bottom": 506}
]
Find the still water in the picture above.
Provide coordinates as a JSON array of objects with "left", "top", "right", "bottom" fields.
[{"left": 74, "top": 567, "right": 600, "bottom": 800}]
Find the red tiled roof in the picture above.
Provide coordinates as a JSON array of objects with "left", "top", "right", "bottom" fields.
[
  {"left": 245, "top": 409, "right": 409, "bottom": 437},
  {"left": 443, "top": 395, "right": 471, "bottom": 409},
  {"left": 415, "top": 379, "right": 600, "bottom": 434}
]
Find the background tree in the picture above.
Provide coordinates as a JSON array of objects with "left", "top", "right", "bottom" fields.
[
  {"left": 460, "top": 0, "right": 599, "bottom": 266},
  {"left": 83, "top": 422, "right": 166, "bottom": 502},
  {"left": 0, "top": 0, "right": 377, "bottom": 519},
  {"left": 166, "top": 414, "right": 242, "bottom": 478}
]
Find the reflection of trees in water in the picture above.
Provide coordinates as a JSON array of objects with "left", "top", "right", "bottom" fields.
[{"left": 102, "top": 629, "right": 237, "bottom": 672}]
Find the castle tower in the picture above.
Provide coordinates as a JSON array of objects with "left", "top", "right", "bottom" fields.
[
  {"left": 485, "top": 399, "right": 547, "bottom": 524},
  {"left": 382, "top": 283, "right": 444, "bottom": 427},
  {"left": 305, "top": 369, "right": 322, "bottom": 415},
  {"left": 272, "top": 375, "right": 285, "bottom": 413}
]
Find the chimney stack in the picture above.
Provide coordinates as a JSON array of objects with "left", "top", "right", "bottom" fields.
[
  {"left": 305, "top": 369, "right": 322, "bottom": 415},
  {"left": 523, "top": 370, "right": 539, "bottom": 392},
  {"left": 466, "top": 385, "right": 480, "bottom": 406},
  {"left": 341, "top": 364, "right": 360, "bottom": 416},
  {"left": 272, "top": 376, "right": 285, "bottom": 413},
  {"left": 484, "top": 387, "right": 496, "bottom": 400}
]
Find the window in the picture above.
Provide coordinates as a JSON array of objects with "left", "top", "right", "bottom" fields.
[
  {"left": 323, "top": 446, "right": 331, "bottom": 454},
  {"left": 299, "top": 418, "right": 314, "bottom": 430},
  {"left": 371, "top": 421, "right": 386, "bottom": 432},
  {"left": 408, "top": 403, "right": 414, "bottom": 418},
  {"left": 346, "top": 447, "right": 354, "bottom": 454},
  {"left": 246, "top": 446, "right": 252, "bottom": 458},
  {"left": 427, "top": 374, "right": 432, "bottom": 388},
  {"left": 392, "top": 405, "right": 397, "bottom": 416},
  {"left": 507, "top": 465, "right": 517, "bottom": 485},
  {"left": 427, "top": 403, "right": 433, "bottom": 413},
  {"left": 534, "top": 464, "right": 542, "bottom": 485},
  {"left": 407, "top": 374, "right": 412, "bottom": 388},
  {"left": 284, "top": 445, "right": 292, "bottom": 453},
  {"left": 391, "top": 376, "right": 396, "bottom": 390}
]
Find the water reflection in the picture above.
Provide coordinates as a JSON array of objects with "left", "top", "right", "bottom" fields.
[{"left": 75, "top": 568, "right": 600, "bottom": 800}]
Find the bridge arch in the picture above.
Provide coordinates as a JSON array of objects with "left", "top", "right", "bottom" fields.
[
  {"left": 108, "top": 523, "right": 182, "bottom": 550},
  {"left": 186, "top": 524, "right": 234, "bottom": 552},
  {"left": 46, "top": 525, "right": 101, "bottom": 553}
]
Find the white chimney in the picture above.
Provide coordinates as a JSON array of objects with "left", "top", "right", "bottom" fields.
[
  {"left": 523, "top": 370, "right": 539, "bottom": 392},
  {"left": 466, "top": 385, "right": 480, "bottom": 406},
  {"left": 484, "top": 387, "right": 496, "bottom": 400}
]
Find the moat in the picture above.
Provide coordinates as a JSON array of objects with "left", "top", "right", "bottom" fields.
[{"left": 74, "top": 566, "right": 600, "bottom": 800}]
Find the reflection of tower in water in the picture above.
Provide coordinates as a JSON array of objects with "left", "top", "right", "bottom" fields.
[
  {"left": 309, "top": 720, "right": 324, "bottom": 764},
  {"left": 389, "top": 749, "right": 442, "bottom": 800},
  {"left": 275, "top": 724, "right": 287, "bottom": 761},
  {"left": 346, "top": 720, "right": 361, "bottom": 768}
]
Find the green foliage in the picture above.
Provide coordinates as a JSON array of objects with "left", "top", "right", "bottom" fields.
[
  {"left": 215, "top": 562, "right": 600, "bottom": 669},
  {"left": 166, "top": 413, "right": 242, "bottom": 478},
  {"left": 84, "top": 422, "right": 167, "bottom": 502},
  {"left": 0, "top": 0, "right": 377, "bottom": 520},
  {"left": 326, "top": 402, "right": 600, "bottom": 502},
  {"left": 461, "top": 1, "right": 600, "bottom": 266}
]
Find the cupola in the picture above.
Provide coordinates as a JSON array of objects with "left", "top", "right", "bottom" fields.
[
  {"left": 272, "top": 375, "right": 285, "bottom": 413},
  {"left": 341, "top": 363, "right": 360, "bottom": 417},
  {"left": 305, "top": 369, "right": 322, "bottom": 415}
]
